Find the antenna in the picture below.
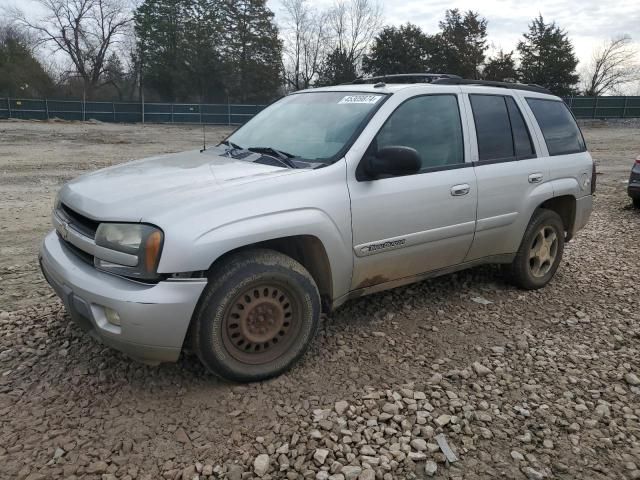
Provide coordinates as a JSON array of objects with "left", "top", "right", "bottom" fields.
[{"left": 200, "top": 123, "right": 206, "bottom": 152}]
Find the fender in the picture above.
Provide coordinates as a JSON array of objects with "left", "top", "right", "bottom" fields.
[{"left": 161, "top": 208, "right": 353, "bottom": 301}]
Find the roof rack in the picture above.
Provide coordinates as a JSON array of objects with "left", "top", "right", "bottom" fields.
[
  {"left": 431, "top": 78, "right": 552, "bottom": 95},
  {"left": 350, "top": 73, "right": 462, "bottom": 84}
]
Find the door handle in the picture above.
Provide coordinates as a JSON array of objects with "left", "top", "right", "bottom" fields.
[
  {"left": 450, "top": 184, "right": 470, "bottom": 196},
  {"left": 528, "top": 173, "right": 543, "bottom": 183}
]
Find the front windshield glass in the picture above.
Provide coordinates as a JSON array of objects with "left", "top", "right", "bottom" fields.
[{"left": 226, "top": 91, "right": 386, "bottom": 162}]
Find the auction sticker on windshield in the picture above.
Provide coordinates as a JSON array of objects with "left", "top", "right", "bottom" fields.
[{"left": 338, "top": 95, "right": 382, "bottom": 105}]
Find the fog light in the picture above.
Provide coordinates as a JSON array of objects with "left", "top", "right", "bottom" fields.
[{"left": 105, "top": 307, "right": 121, "bottom": 326}]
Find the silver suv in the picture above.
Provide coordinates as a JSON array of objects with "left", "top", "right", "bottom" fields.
[{"left": 40, "top": 76, "right": 595, "bottom": 382}]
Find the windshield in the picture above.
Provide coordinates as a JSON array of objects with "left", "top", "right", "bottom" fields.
[{"left": 226, "top": 91, "right": 386, "bottom": 163}]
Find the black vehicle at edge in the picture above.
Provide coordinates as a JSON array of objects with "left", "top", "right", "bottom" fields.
[{"left": 629, "top": 156, "right": 640, "bottom": 208}]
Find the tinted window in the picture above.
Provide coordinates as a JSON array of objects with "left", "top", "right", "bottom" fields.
[
  {"left": 505, "top": 97, "right": 535, "bottom": 158},
  {"left": 373, "top": 95, "right": 464, "bottom": 171},
  {"left": 526, "top": 98, "right": 586, "bottom": 156},
  {"left": 470, "top": 95, "right": 514, "bottom": 161}
]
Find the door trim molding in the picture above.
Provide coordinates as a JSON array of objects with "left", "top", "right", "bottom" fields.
[
  {"left": 354, "top": 220, "right": 476, "bottom": 257},
  {"left": 475, "top": 212, "right": 519, "bottom": 232}
]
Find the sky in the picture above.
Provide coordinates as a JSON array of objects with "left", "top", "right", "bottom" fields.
[
  {"left": 269, "top": 0, "right": 640, "bottom": 66},
  {"left": 3, "top": 0, "right": 640, "bottom": 76}
]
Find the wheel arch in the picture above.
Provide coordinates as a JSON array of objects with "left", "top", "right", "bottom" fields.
[
  {"left": 538, "top": 195, "right": 577, "bottom": 241},
  {"left": 207, "top": 235, "right": 335, "bottom": 313}
]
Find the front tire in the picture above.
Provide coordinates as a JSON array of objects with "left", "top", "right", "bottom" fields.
[
  {"left": 192, "top": 249, "right": 320, "bottom": 382},
  {"left": 509, "top": 209, "right": 565, "bottom": 290}
]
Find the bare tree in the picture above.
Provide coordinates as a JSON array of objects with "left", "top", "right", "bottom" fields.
[
  {"left": 7, "top": 0, "right": 132, "bottom": 98},
  {"left": 327, "top": 0, "right": 383, "bottom": 68},
  {"left": 582, "top": 35, "right": 639, "bottom": 96},
  {"left": 281, "top": 0, "right": 327, "bottom": 91}
]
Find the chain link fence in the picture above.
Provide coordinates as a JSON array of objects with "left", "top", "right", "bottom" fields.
[
  {"left": 0, "top": 98, "right": 265, "bottom": 124},
  {"left": 1, "top": 96, "right": 640, "bottom": 124}
]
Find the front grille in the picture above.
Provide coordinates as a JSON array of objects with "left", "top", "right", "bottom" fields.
[
  {"left": 59, "top": 203, "right": 99, "bottom": 238},
  {"left": 57, "top": 231, "right": 94, "bottom": 266}
]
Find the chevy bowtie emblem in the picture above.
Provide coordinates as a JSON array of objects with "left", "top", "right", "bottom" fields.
[{"left": 60, "top": 221, "right": 70, "bottom": 241}]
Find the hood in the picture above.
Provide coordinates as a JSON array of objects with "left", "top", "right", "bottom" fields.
[{"left": 60, "top": 149, "right": 302, "bottom": 222}]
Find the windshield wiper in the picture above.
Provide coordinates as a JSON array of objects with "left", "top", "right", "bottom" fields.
[
  {"left": 247, "top": 146, "right": 298, "bottom": 168},
  {"left": 218, "top": 142, "right": 299, "bottom": 169},
  {"left": 219, "top": 140, "right": 243, "bottom": 150}
]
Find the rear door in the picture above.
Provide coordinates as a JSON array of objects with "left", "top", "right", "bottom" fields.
[{"left": 463, "top": 90, "right": 553, "bottom": 261}]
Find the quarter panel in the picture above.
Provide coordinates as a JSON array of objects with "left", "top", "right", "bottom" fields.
[{"left": 547, "top": 152, "right": 594, "bottom": 199}]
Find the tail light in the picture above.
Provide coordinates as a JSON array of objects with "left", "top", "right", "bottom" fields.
[
  {"left": 635, "top": 156, "right": 640, "bottom": 165},
  {"left": 591, "top": 161, "right": 597, "bottom": 194}
]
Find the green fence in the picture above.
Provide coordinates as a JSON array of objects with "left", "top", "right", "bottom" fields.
[
  {"left": 1, "top": 96, "right": 639, "bottom": 123},
  {"left": 0, "top": 98, "right": 266, "bottom": 124},
  {"left": 564, "top": 96, "right": 640, "bottom": 118}
]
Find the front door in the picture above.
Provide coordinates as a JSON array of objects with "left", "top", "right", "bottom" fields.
[{"left": 347, "top": 93, "right": 478, "bottom": 290}]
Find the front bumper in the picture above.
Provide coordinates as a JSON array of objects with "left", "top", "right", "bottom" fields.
[{"left": 39, "top": 231, "right": 207, "bottom": 363}]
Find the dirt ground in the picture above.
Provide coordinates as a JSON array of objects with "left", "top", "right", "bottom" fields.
[{"left": 0, "top": 119, "right": 639, "bottom": 480}]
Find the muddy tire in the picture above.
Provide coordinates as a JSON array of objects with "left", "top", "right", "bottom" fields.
[
  {"left": 192, "top": 249, "right": 320, "bottom": 382},
  {"left": 509, "top": 209, "right": 565, "bottom": 290},
  {"left": 633, "top": 197, "right": 640, "bottom": 209}
]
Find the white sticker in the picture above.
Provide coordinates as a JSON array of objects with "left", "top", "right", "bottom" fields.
[{"left": 338, "top": 95, "right": 382, "bottom": 105}]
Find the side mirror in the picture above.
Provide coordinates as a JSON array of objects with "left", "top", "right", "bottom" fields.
[{"left": 364, "top": 146, "right": 421, "bottom": 179}]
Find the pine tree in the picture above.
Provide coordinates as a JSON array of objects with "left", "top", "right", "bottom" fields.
[
  {"left": 0, "top": 25, "right": 54, "bottom": 97},
  {"left": 517, "top": 15, "right": 579, "bottom": 95},
  {"left": 483, "top": 50, "right": 518, "bottom": 82},
  {"left": 362, "top": 24, "right": 434, "bottom": 76},
  {"left": 317, "top": 47, "right": 357, "bottom": 85},
  {"left": 102, "top": 52, "right": 127, "bottom": 100},
  {"left": 431, "top": 9, "right": 488, "bottom": 79},
  {"left": 134, "top": 0, "right": 190, "bottom": 101},
  {"left": 183, "top": 0, "right": 224, "bottom": 101},
  {"left": 220, "top": 0, "right": 282, "bottom": 103},
  {"left": 134, "top": 0, "right": 281, "bottom": 102}
]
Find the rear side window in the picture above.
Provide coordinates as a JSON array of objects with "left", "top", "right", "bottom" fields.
[
  {"left": 470, "top": 94, "right": 535, "bottom": 162},
  {"left": 506, "top": 97, "right": 534, "bottom": 158},
  {"left": 526, "top": 98, "right": 586, "bottom": 156}
]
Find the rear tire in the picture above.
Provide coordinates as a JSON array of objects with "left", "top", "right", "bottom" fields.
[
  {"left": 633, "top": 198, "right": 640, "bottom": 209},
  {"left": 509, "top": 209, "right": 565, "bottom": 290},
  {"left": 192, "top": 249, "right": 320, "bottom": 382}
]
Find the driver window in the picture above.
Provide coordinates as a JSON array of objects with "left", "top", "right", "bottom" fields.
[{"left": 373, "top": 94, "right": 465, "bottom": 171}]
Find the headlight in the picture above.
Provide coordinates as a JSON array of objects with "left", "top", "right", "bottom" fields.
[{"left": 94, "top": 223, "right": 164, "bottom": 280}]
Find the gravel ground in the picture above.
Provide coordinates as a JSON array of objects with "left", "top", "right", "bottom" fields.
[{"left": 0, "top": 120, "right": 639, "bottom": 480}]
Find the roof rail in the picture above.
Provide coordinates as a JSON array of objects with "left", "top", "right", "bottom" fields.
[
  {"left": 350, "top": 73, "right": 462, "bottom": 84},
  {"left": 431, "top": 78, "right": 553, "bottom": 95}
]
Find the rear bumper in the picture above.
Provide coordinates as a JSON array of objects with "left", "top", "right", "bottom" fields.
[
  {"left": 39, "top": 231, "right": 207, "bottom": 363},
  {"left": 573, "top": 194, "right": 593, "bottom": 234}
]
